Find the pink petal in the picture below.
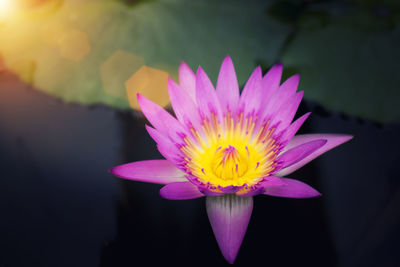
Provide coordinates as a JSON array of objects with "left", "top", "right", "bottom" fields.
[
  {"left": 263, "top": 74, "right": 300, "bottom": 117},
  {"left": 276, "top": 134, "right": 353, "bottom": 176},
  {"left": 277, "top": 74, "right": 300, "bottom": 99},
  {"left": 216, "top": 56, "right": 239, "bottom": 113},
  {"left": 196, "top": 66, "right": 222, "bottom": 120},
  {"left": 236, "top": 176, "right": 286, "bottom": 197},
  {"left": 279, "top": 112, "right": 311, "bottom": 144},
  {"left": 273, "top": 91, "right": 304, "bottom": 133},
  {"left": 178, "top": 61, "right": 196, "bottom": 102},
  {"left": 206, "top": 195, "right": 253, "bottom": 264},
  {"left": 137, "top": 94, "right": 186, "bottom": 142},
  {"left": 145, "top": 125, "right": 184, "bottom": 165},
  {"left": 277, "top": 139, "right": 327, "bottom": 169},
  {"left": 167, "top": 78, "right": 201, "bottom": 129},
  {"left": 238, "top": 66, "right": 263, "bottom": 116},
  {"left": 263, "top": 177, "right": 321, "bottom": 198},
  {"left": 261, "top": 63, "right": 283, "bottom": 102},
  {"left": 159, "top": 182, "right": 204, "bottom": 200},
  {"left": 109, "top": 160, "right": 186, "bottom": 184}
]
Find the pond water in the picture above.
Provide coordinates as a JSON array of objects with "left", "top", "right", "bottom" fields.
[{"left": 0, "top": 70, "right": 399, "bottom": 266}]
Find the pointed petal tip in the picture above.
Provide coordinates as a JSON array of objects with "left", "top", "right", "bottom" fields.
[
  {"left": 290, "top": 73, "right": 301, "bottom": 85},
  {"left": 196, "top": 65, "right": 203, "bottom": 73},
  {"left": 167, "top": 77, "right": 179, "bottom": 91},
  {"left": 136, "top": 93, "right": 148, "bottom": 107},
  {"left": 282, "top": 73, "right": 300, "bottom": 86},
  {"left": 273, "top": 62, "right": 283, "bottom": 68},
  {"left": 255, "top": 65, "right": 262, "bottom": 74},
  {"left": 223, "top": 55, "right": 233, "bottom": 63},
  {"left": 298, "top": 111, "right": 311, "bottom": 121},
  {"left": 226, "top": 255, "right": 236, "bottom": 264},
  {"left": 136, "top": 93, "right": 148, "bottom": 111},
  {"left": 144, "top": 123, "right": 153, "bottom": 133},
  {"left": 108, "top": 166, "right": 117, "bottom": 175},
  {"left": 263, "top": 178, "right": 322, "bottom": 199},
  {"left": 271, "top": 62, "right": 283, "bottom": 72},
  {"left": 331, "top": 134, "right": 354, "bottom": 146},
  {"left": 206, "top": 195, "right": 253, "bottom": 264},
  {"left": 293, "top": 73, "right": 300, "bottom": 79},
  {"left": 179, "top": 60, "right": 191, "bottom": 70},
  {"left": 343, "top": 134, "right": 354, "bottom": 142}
]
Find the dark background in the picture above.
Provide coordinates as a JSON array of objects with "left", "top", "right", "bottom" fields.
[{"left": 1, "top": 0, "right": 400, "bottom": 266}]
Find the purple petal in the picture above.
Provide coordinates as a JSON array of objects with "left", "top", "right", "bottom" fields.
[
  {"left": 279, "top": 112, "right": 311, "bottom": 144},
  {"left": 261, "top": 63, "right": 283, "bottom": 102},
  {"left": 263, "top": 177, "right": 321, "bottom": 198},
  {"left": 109, "top": 160, "right": 186, "bottom": 184},
  {"left": 263, "top": 74, "right": 299, "bottom": 117},
  {"left": 216, "top": 56, "right": 239, "bottom": 113},
  {"left": 196, "top": 66, "right": 222, "bottom": 120},
  {"left": 206, "top": 195, "right": 253, "bottom": 264},
  {"left": 198, "top": 188, "right": 224, "bottom": 196},
  {"left": 160, "top": 182, "right": 205, "bottom": 200},
  {"left": 167, "top": 78, "right": 202, "bottom": 129},
  {"left": 273, "top": 91, "right": 304, "bottom": 132},
  {"left": 179, "top": 61, "right": 196, "bottom": 102},
  {"left": 238, "top": 66, "right": 263, "bottom": 116},
  {"left": 236, "top": 176, "right": 286, "bottom": 197},
  {"left": 137, "top": 94, "right": 186, "bottom": 142},
  {"left": 145, "top": 125, "right": 184, "bottom": 165},
  {"left": 277, "top": 139, "right": 327, "bottom": 169},
  {"left": 277, "top": 74, "right": 300, "bottom": 99},
  {"left": 276, "top": 134, "right": 353, "bottom": 176}
]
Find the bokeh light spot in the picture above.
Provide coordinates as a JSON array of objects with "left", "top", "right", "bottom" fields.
[
  {"left": 100, "top": 50, "right": 144, "bottom": 99},
  {"left": 57, "top": 29, "right": 91, "bottom": 62},
  {"left": 125, "top": 65, "right": 170, "bottom": 110}
]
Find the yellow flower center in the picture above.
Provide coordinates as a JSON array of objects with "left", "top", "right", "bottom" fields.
[
  {"left": 211, "top": 145, "right": 248, "bottom": 179},
  {"left": 181, "top": 113, "right": 279, "bottom": 188}
]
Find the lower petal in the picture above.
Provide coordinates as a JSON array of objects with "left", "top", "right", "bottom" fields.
[
  {"left": 159, "top": 182, "right": 205, "bottom": 200},
  {"left": 236, "top": 176, "right": 285, "bottom": 197},
  {"left": 206, "top": 195, "right": 253, "bottom": 264},
  {"left": 263, "top": 177, "right": 321, "bottom": 198}
]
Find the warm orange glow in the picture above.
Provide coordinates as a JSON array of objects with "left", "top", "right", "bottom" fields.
[
  {"left": 0, "top": 0, "right": 16, "bottom": 21},
  {"left": 101, "top": 51, "right": 144, "bottom": 99},
  {"left": 125, "top": 66, "right": 170, "bottom": 110},
  {"left": 41, "top": 21, "right": 66, "bottom": 45}
]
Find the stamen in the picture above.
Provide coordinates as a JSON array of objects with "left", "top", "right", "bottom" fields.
[{"left": 180, "top": 110, "right": 280, "bottom": 188}]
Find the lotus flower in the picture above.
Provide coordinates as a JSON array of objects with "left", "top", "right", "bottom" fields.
[{"left": 110, "top": 56, "right": 352, "bottom": 263}]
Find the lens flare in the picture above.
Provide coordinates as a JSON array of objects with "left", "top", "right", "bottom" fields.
[{"left": 0, "top": 0, "right": 15, "bottom": 21}]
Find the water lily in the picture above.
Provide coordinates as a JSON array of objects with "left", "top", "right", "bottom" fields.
[{"left": 110, "top": 56, "right": 352, "bottom": 263}]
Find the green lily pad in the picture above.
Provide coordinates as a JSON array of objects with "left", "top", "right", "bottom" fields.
[
  {"left": 0, "top": 0, "right": 290, "bottom": 109},
  {"left": 280, "top": 2, "right": 400, "bottom": 123}
]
